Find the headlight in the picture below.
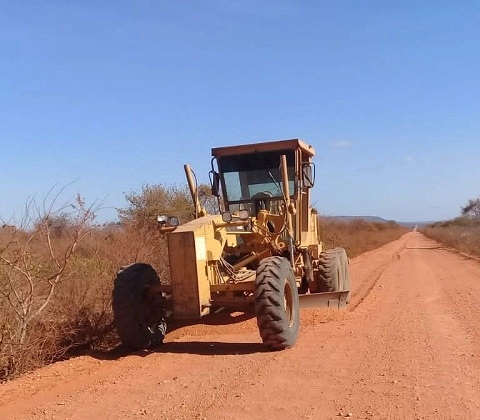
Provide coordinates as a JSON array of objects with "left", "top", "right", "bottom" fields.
[
  {"left": 157, "top": 215, "right": 179, "bottom": 226},
  {"left": 157, "top": 215, "right": 168, "bottom": 224},
  {"left": 238, "top": 209, "right": 250, "bottom": 220},
  {"left": 221, "top": 211, "right": 233, "bottom": 222}
]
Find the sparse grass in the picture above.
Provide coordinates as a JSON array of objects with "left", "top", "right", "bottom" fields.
[
  {"left": 318, "top": 217, "right": 409, "bottom": 258},
  {"left": 421, "top": 217, "right": 480, "bottom": 257}
]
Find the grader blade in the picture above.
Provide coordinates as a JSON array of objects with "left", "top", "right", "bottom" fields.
[{"left": 299, "top": 291, "right": 349, "bottom": 310}]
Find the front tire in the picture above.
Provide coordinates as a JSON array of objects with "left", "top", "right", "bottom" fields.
[
  {"left": 254, "top": 256, "right": 300, "bottom": 350},
  {"left": 112, "top": 263, "right": 167, "bottom": 350},
  {"left": 335, "top": 247, "right": 350, "bottom": 302}
]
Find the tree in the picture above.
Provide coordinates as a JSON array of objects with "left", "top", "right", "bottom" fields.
[
  {"left": 461, "top": 197, "right": 480, "bottom": 218},
  {"left": 34, "top": 212, "right": 72, "bottom": 238},
  {"left": 198, "top": 184, "right": 220, "bottom": 215},
  {"left": 117, "top": 183, "right": 218, "bottom": 230},
  {"left": 117, "top": 184, "right": 193, "bottom": 229}
]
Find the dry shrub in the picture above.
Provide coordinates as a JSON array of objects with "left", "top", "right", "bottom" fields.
[
  {"left": 1, "top": 181, "right": 196, "bottom": 381},
  {"left": 0, "top": 223, "right": 171, "bottom": 381},
  {"left": 0, "top": 195, "right": 99, "bottom": 379},
  {"left": 0, "top": 309, "right": 97, "bottom": 380},
  {"left": 98, "top": 224, "right": 170, "bottom": 283},
  {"left": 51, "top": 225, "right": 171, "bottom": 353},
  {"left": 318, "top": 217, "right": 409, "bottom": 258},
  {"left": 422, "top": 217, "right": 480, "bottom": 257}
]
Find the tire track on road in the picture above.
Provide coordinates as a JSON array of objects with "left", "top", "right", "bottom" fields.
[{"left": 348, "top": 237, "right": 407, "bottom": 311}]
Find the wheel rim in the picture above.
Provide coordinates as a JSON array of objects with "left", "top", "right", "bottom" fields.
[{"left": 284, "top": 279, "right": 294, "bottom": 327}]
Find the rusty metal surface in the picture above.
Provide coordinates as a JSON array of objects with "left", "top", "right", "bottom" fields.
[{"left": 211, "top": 138, "right": 315, "bottom": 157}]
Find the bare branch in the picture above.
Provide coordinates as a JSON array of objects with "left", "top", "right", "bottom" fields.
[
  {"left": 27, "top": 279, "right": 58, "bottom": 323},
  {"left": 45, "top": 218, "right": 61, "bottom": 268},
  {"left": 0, "top": 186, "right": 97, "bottom": 347}
]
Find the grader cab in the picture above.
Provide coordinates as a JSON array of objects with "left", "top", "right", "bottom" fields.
[{"left": 113, "top": 139, "right": 350, "bottom": 351}]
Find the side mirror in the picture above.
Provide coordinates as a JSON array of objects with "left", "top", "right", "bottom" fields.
[
  {"left": 210, "top": 171, "right": 220, "bottom": 197},
  {"left": 302, "top": 163, "right": 315, "bottom": 188}
]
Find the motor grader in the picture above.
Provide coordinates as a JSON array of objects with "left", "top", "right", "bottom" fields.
[{"left": 112, "top": 139, "right": 350, "bottom": 351}]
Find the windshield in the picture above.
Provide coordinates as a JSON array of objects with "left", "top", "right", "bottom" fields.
[{"left": 218, "top": 150, "right": 295, "bottom": 203}]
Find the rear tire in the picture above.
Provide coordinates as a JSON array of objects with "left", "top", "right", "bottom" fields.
[
  {"left": 112, "top": 263, "right": 167, "bottom": 350},
  {"left": 335, "top": 247, "right": 350, "bottom": 302},
  {"left": 316, "top": 249, "right": 341, "bottom": 292},
  {"left": 254, "top": 256, "right": 300, "bottom": 350}
]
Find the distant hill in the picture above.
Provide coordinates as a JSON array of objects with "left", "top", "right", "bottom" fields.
[
  {"left": 323, "top": 215, "right": 392, "bottom": 223},
  {"left": 397, "top": 221, "right": 435, "bottom": 228},
  {"left": 322, "top": 216, "right": 434, "bottom": 228}
]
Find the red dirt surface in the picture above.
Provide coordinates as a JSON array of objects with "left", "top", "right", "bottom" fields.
[{"left": 1, "top": 232, "right": 480, "bottom": 419}]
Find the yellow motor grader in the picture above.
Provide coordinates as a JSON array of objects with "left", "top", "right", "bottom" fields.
[{"left": 112, "top": 139, "right": 350, "bottom": 351}]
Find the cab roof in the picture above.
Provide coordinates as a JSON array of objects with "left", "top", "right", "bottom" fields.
[{"left": 211, "top": 139, "right": 315, "bottom": 158}]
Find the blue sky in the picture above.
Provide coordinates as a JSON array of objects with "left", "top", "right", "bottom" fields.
[{"left": 1, "top": 0, "right": 479, "bottom": 223}]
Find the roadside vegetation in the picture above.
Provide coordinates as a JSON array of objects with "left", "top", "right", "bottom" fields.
[
  {"left": 421, "top": 197, "right": 480, "bottom": 257},
  {"left": 0, "top": 186, "right": 176, "bottom": 382},
  {"left": 1, "top": 184, "right": 408, "bottom": 381},
  {"left": 318, "top": 218, "right": 409, "bottom": 258}
]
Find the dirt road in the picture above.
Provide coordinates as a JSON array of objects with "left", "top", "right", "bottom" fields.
[{"left": 1, "top": 232, "right": 480, "bottom": 420}]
